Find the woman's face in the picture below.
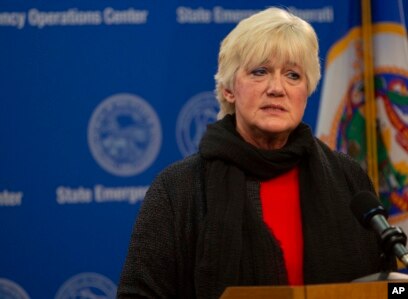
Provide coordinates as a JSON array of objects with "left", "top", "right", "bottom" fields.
[{"left": 222, "top": 58, "right": 308, "bottom": 150}]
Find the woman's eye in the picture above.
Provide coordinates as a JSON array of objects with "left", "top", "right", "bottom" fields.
[
  {"left": 287, "top": 71, "right": 300, "bottom": 80},
  {"left": 251, "top": 67, "right": 267, "bottom": 76}
]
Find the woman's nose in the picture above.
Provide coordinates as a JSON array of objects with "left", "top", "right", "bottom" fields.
[{"left": 266, "top": 74, "right": 284, "bottom": 96}]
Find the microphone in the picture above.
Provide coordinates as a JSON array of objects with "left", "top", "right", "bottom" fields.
[{"left": 350, "top": 191, "right": 408, "bottom": 268}]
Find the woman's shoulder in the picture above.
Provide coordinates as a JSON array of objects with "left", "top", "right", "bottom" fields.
[
  {"left": 315, "top": 138, "right": 359, "bottom": 167},
  {"left": 144, "top": 154, "right": 206, "bottom": 219},
  {"left": 314, "top": 138, "right": 374, "bottom": 190},
  {"left": 160, "top": 153, "right": 204, "bottom": 178},
  {"left": 315, "top": 138, "right": 361, "bottom": 168},
  {"left": 151, "top": 154, "right": 205, "bottom": 192}
]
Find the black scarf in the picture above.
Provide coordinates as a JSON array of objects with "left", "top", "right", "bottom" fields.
[{"left": 195, "top": 114, "right": 350, "bottom": 298}]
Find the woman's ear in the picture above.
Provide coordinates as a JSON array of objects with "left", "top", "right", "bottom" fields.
[{"left": 222, "top": 88, "right": 235, "bottom": 103}]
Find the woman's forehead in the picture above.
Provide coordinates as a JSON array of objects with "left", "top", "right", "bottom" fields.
[{"left": 244, "top": 55, "right": 304, "bottom": 69}]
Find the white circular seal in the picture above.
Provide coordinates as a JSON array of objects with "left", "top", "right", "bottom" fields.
[
  {"left": 0, "top": 278, "right": 30, "bottom": 299},
  {"left": 55, "top": 272, "right": 116, "bottom": 299},
  {"left": 176, "top": 91, "right": 219, "bottom": 157},
  {"left": 88, "top": 93, "right": 162, "bottom": 176}
]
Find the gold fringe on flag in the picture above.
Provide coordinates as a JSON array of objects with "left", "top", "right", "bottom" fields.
[{"left": 362, "top": 0, "right": 379, "bottom": 192}]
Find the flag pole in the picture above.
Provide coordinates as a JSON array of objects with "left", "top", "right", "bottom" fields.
[{"left": 361, "top": 0, "right": 379, "bottom": 192}]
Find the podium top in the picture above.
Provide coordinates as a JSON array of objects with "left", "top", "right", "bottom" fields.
[{"left": 220, "top": 281, "right": 390, "bottom": 299}]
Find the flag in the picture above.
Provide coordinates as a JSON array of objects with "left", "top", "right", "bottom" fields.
[
  {"left": 373, "top": 0, "right": 408, "bottom": 228},
  {"left": 316, "top": 0, "right": 408, "bottom": 230}
]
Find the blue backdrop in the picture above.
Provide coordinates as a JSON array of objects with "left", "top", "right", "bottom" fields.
[{"left": 0, "top": 1, "right": 406, "bottom": 298}]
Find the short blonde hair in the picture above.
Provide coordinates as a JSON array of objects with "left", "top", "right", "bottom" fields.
[{"left": 215, "top": 7, "right": 321, "bottom": 119}]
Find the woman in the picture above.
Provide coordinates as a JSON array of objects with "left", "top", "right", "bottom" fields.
[{"left": 117, "top": 7, "right": 394, "bottom": 299}]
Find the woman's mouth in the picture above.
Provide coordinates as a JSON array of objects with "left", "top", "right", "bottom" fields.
[{"left": 261, "top": 104, "right": 287, "bottom": 112}]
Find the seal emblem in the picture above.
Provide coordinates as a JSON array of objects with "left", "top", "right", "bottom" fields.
[
  {"left": 88, "top": 93, "right": 162, "bottom": 176},
  {"left": 0, "top": 278, "right": 30, "bottom": 299},
  {"left": 176, "top": 91, "right": 219, "bottom": 157},
  {"left": 55, "top": 272, "right": 116, "bottom": 299}
]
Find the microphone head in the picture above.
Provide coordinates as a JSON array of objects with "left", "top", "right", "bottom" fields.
[{"left": 350, "top": 191, "right": 388, "bottom": 229}]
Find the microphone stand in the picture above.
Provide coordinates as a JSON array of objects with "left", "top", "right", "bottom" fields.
[
  {"left": 353, "top": 225, "right": 408, "bottom": 282},
  {"left": 379, "top": 225, "right": 408, "bottom": 267}
]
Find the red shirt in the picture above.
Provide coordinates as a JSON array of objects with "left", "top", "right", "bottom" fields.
[{"left": 260, "top": 167, "right": 304, "bottom": 285}]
